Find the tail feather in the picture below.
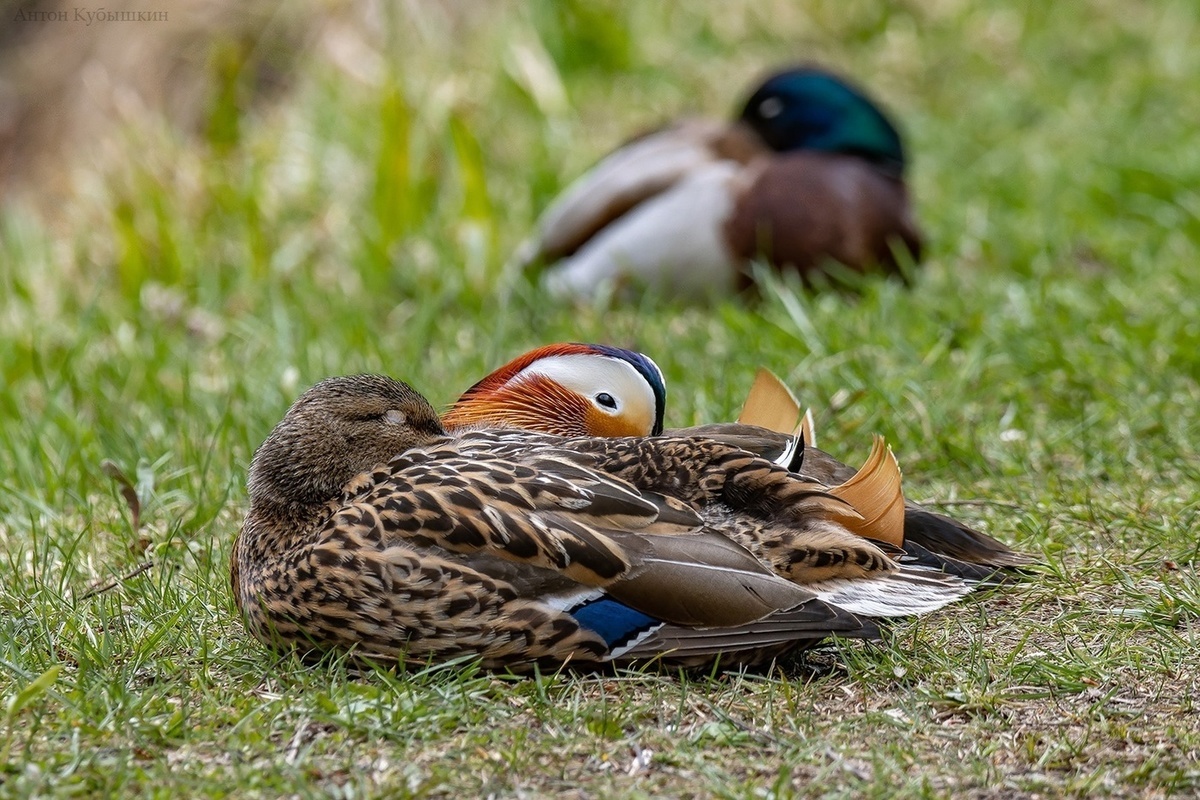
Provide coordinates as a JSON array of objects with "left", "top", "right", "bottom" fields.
[
  {"left": 896, "top": 540, "right": 1022, "bottom": 584},
  {"left": 805, "top": 568, "right": 971, "bottom": 617},
  {"left": 614, "top": 599, "right": 873, "bottom": 661},
  {"left": 904, "top": 508, "right": 1035, "bottom": 568}
]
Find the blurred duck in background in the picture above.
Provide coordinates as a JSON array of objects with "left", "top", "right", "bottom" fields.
[{"left": 513, "top": 66, "right": 923, "bottom": 301}]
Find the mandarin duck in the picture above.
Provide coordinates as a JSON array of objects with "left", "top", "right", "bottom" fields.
[
  {"left": 233, "top": 374, "right": 974, "bottom": 670},
  {"left": 513, "top": 66, "right": 923, "bottom": 302},
  {"left": 444, "top": 344, "right": 1033, "bottom": 580},
  {"left": 442, "top": 342, "right": 667, "bottom": 438}
]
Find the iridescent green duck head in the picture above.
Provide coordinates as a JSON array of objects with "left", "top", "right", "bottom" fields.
[
  {"left": 247, "top": 375, "right": 446, "bottom": 511},
  {"left": 739, "top": 66, "right": 907, "bottom": 178}
]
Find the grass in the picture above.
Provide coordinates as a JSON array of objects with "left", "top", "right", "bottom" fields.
[{"left": 1, "top": 0, "right": 1199, "bottom": 796}]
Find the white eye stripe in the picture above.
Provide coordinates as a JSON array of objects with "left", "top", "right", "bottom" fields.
[
  {"left": 513, "top": 354, "right": 658, "bottom": 434},
  {"left": 384, "top": 409, "right": 407, "bottom": 425}
]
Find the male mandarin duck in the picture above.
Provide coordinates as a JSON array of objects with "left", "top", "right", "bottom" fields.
[
  {"left": 444, "top": 343, "right": 1033, "bottom": 580},
  {"left": 513, "top": 66, "right": 923, "bottom": 301},
  {"left": 442, "top": 342, "right": 667, "bottom": 437},
  {"left": 232, "top": 373, "right": 974, "bottom": 670}
]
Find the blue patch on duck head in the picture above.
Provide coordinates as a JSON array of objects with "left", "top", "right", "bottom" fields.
[{"left": 738, "top": 66, "right": 907, "bottom": 177}]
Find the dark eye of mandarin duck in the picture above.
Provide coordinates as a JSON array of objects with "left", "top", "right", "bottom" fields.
[{"left": 595, "top": 392, "right": 617, "bottom": 410}]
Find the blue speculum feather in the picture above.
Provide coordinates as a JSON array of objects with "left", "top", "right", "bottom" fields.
[
  {"left": 570, "top": 596, "right": 662, "bottom": 650},
  {"left": 582, "top": 343, "right": 667, "bottom": 435}
]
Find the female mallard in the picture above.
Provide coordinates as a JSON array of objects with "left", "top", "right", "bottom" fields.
[
  {"left": 514, "top": 66, "right": 922, "bottom": 301},
  {"left": 233, "top": 374, "right": 971, "bottom": 669},
  {"left": 444, "top": 343, "right": 1033, "bottom": 579}
]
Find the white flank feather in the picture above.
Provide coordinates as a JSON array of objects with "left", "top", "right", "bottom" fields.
[
  {"left": 805, "top": 572, "right": 972, "bottom": 618},
  {"left": 513, "top": 120, "right": 727, "bottom": 268},
  {"left": 541, "top": 161, "right": 743, "bottom": 301}
]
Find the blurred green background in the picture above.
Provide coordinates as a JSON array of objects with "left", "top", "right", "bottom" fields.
[{"left": 0, "top": 1, "right": 1198, "bottom": 796}]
